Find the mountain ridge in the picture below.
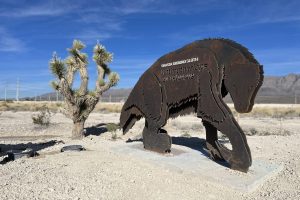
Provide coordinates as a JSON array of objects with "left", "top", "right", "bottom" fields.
[{"left": 21, "top": 74, "right": 300, "bottom": 104}]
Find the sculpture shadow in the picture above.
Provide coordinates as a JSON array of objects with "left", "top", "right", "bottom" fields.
[
  {"left": 84, "top": 123, "right": 108, "bottom": 136},
  {"left": 127, "top": 136, "right": 229, "bottom": 168},
  {"left": 0, "top": 140, "right": 62, "bottom": 164},
  {"left": 172, "top": 136, "right": 209, "bottom": 156},
  {"left": 172, "top": 136, "right": 230, "bottom": 168}
]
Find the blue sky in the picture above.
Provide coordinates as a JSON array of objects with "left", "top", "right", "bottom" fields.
[{"left": 0, "top": 0, "right": 300, "bottom": 98}]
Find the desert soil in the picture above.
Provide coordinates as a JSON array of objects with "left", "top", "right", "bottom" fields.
[{"left": 0, "top": 110, "right": 299, "bottom": 200}]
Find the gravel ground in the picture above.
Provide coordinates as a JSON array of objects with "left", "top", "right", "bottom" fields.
[{"left": 0, "top": 111, "right": 299, "bottom": 200}]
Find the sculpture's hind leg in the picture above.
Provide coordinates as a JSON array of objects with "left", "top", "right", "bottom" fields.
[
  {"left": 202, "top": 120, "right": 224, "bottom": 161},
  {"left": 143, "top": 119, "right": 171, "bottom": 153},
  {"left": 141, "top": 73, "right": 171, "bottom": 153}
]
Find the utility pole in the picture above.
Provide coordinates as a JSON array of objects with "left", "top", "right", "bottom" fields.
[
  {"left": 295, "top": 92, "right": 298, "bottom": 104},
  {"left": 56, "top": 91, "right": 59, "bottom": 101},
  {"left": 16, "top": 78, "right": 19, "bottom": 101},
  {"left": 35, "top": 93, "right": 37, "bottom": 101},
  {"left": 4, "top": 85, "right": 7, "bottom": 101}
]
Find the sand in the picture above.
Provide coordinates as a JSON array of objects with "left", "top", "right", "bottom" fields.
[{"left": 0, "top": 110, "right": 299, "bottom": 200}]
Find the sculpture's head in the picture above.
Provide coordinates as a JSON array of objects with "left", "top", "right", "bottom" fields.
[{"left": 224, "top": 63, "right": 263, "bottom": 113}]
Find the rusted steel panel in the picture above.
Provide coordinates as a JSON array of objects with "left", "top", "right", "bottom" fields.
[{"left": 120, "top": 38, "right": 264, "bottom": 173}]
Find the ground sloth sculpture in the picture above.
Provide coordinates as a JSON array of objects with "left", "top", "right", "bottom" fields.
[{"left": 120, "top": 38, "right": 264, "bottom": 172}]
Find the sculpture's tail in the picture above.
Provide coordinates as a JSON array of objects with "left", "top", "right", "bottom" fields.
[{"left": 120, "top": 82, "right": 144, "bottom": 134}]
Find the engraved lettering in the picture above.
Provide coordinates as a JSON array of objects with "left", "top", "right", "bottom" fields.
[{"left": 161, "top": 57, "right": 199, "bottom": 68}]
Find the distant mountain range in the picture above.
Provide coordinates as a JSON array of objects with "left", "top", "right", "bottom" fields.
[
  {"left": 21, "top": 74, "right": 300, "bottom": 104},
  {"left": 250, "top": 73, "right": 300, "bottom": 103}
]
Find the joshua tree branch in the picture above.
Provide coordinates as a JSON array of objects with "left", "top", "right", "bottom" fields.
[
  {"left": 95, "top": 64, "right": 105, "bottom": 92},
  {"left": 78, "top": 66, "right": 88, "bottom": 96},
  {"left": 66, "top": 66, "right": 75, "bottom": 87},
  {"left": 59, "top": 78, "right": 75, "bottom": 104}
]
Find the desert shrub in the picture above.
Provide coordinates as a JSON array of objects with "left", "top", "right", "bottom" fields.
[
  {"left": 55, "top": 102, "right": 63, "bottom": 108},
  {"left": 170, "top": 119, "right": 203, "bottom": 131},
  {"left": 226, "top": 104, "right": 300, "bottom": 118},
  {"left": 5, "top": 100, "right": 14, "bottom": 103},
  {"left": 102, "top": 123, "right": 120, "bottom": 140},
  {"left": 248, "top": 128, "right": 258, "bottom": 136},
  {"left": 32, "top": 105, "right": 52, "bottom": 126},
  {"left": 181, "top": 132, "right": 191, "bottom": 138},
  {"left": 94, "top": 103, "right": 123, "bottom": 113},
  {"left": 111, "top": 131, "right": 118, "bottom": 140},
  {"left": 106, "top": 123, "right": 120, "bottom": 132},
  {"left": 0, "top": 102, "right": 9, "bottom": 111}
]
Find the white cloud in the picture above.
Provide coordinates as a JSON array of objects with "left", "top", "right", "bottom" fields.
[
  {"left": 0, "top": 27, "right": 25, "bottom": 52},
  {"left": 231, "top": 0, "right": 300, "bottom": 24},
  {"left": 74, "top": 29, "right": 112, "bottom": 45},
  {"left": 0, "top": 1, "right": 77, "bottom": 17}
]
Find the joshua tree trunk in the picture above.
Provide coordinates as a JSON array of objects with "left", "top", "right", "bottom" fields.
[
  {"left": 50, "top": 40, "right": 119, "bottom": 139},
  {"left": 72, "top": 120, "right": 85, "bottom": 139}
]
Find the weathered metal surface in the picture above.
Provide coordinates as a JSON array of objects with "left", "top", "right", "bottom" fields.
[{"left": 120, "top": 38, "right": 264, "bottom": 173}]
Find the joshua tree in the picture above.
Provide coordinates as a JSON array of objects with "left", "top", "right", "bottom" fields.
[{"left": 50, "top": 40, "right": 119, "bottom": 139}]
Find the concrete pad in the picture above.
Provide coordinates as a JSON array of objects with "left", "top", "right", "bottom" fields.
[{"left": 111, "top": 141, "right": 283, "bottom": 192}]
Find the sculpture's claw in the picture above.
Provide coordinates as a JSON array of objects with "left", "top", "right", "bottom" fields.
[
  {"left": 215, "top": 141, "right": 232, "bottom": 162},
  {"left": 215, "top": 140, "right": 250, "bottom": 173},
  {"left": 206, "top": 142, "right": 224, "bottom": 161}
]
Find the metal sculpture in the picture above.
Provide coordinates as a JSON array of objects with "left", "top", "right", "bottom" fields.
[{"left": 120, "top": 38, "right": 264, "bottom": 172}]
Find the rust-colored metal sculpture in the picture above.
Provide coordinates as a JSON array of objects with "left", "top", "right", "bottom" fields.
[{"left": 120, "top": 38, "right": 264, "bottom": 172}]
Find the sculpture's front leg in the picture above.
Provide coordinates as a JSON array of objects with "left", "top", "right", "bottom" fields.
[
  {"left": 197, "top": 69, "right": 252, "bottom": 172},
  {"left": 210, "top": 116, "right": 252, "bottom": 172},
  {"left": 202, "top": 120, "right": 224, "bottom": 161}
]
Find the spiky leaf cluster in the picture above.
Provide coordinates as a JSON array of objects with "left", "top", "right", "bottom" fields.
[
  {"left": 99, "top": 79, "right": 105, "bottom": 87},
  {"left": 50, "top": 81, "right": 60, "bottom": 91},
  {"left": 68, "top": 40, "right": 88, "bottom": 64},
  {"left": 50, "top": 53, "right": 66, "bottom": 79},
  {"left": 50, "top": 39, "right": 119, "bottom": 99},
  {"left": 72, "top": 40, "right": 85, "bottom": 50},
  {"left": 93, "top": 43, "right": 113, "bottom": 65},
  {"left": 108, "top": 72, "right": 120, "bottom": 87}
]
